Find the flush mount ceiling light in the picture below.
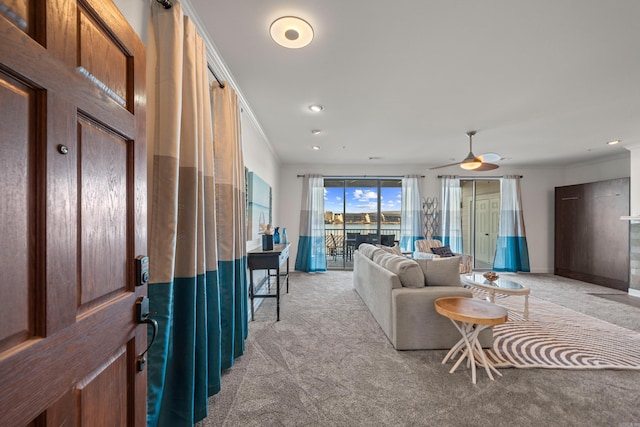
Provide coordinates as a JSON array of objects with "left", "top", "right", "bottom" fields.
[
  {"left": 607, "top": 139, "right": 621, "bottom": 145},
  {"left": 311, "top": 145, "right": 320, "bottom": 150},
  {"left": 311, "top": 129, "right": 322, "bottom": 135},
  {"left": 308, "top": 104, "right": 324, "bottom": 112},
  {"left": 270, "top": 16, "right": 314, "bottom": 49}
]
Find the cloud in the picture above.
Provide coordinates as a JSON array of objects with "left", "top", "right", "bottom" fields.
[{"left": 352, "top": 189, "right": 377, "bottom": 201}]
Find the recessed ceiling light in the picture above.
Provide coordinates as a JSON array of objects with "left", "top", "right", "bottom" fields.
[
  {"left": 270, "top": 16, "right": 314, "bottom": 49},
  {"left": 312, "top": 145, "right": 320, "bottom": 150},
  {"left": 308, "top": 104, "right": 324, "bottom": 112},
  {"left": 311, "top": 129, "right": 322, "bottom": 135},
  {"left": 607, "top": 139, "right": 621, "bottom": 145}
]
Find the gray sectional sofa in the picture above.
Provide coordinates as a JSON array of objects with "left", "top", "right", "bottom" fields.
[{"left": 353, "top": 243, "right": 493, "bottom": 350}]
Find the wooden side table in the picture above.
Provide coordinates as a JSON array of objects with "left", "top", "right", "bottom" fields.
[
  {"left": 434, "top": 296, "right": 508, "bottom": 384},
  {"left": 247, "top": 243, "right": 290, "bottom": 321}
]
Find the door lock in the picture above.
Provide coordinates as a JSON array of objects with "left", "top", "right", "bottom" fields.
[{"left": 135, "top": 256, "right": 149, "bottom": 287}]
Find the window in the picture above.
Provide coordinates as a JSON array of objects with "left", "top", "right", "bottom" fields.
[{"left": 324, "top": 178, "right": 402, "bottom": 269}]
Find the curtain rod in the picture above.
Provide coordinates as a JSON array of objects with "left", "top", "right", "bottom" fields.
[
  {"left": 437, "top": 175, "right": 523, "bottom": 179},
  {"left": 297, "top": 175, "right": 425, "bottom": 178},
  {"left": 153, "top": 0, "right": 225, "bottom": 89},
  {"left": 155, "top": 0, "right": 172, "bottom": 9},
  {"left": 207, "top": 63, "right": 225, "bottom": 89}
]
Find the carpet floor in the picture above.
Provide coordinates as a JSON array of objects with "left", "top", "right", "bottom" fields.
[{"left": 197, "top": 271, "right": 640, "bottom": 427}]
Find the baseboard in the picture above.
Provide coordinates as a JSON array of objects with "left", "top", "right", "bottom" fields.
[{"left": 629, "top": 288, "right": 640, "bottom": 298}]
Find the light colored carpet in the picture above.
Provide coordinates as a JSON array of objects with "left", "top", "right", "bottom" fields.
[{"left": 197, "top": 271, "right": 640, "bottom": 427}]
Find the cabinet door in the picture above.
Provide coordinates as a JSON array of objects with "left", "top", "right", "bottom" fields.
[
  {"left": 586, "top": 178, "right": 629, "bottom": 284},
  {"left": 555, "top": 185, "right": 586, "bottom": 274}
]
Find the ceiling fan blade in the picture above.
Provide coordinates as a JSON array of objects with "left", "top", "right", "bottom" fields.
[
  {"left": 474, "top": 162, "right": 499, "bottom": 171},
  {"left": 429, "top": 161, "right": 462, "bottom": 170},
  {"left": 478, "top": 152, "right": 502, "bottom": 162}
]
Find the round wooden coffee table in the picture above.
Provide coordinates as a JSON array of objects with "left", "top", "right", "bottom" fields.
[{"left": 434, "top": 296, "right": 508, "bottom": 384}]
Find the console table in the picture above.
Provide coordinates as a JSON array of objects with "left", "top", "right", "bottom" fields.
[{"left": 247, "top": 243, "right": 290, "bottom": 321}]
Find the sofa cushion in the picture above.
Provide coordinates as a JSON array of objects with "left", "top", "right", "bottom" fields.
[
  {"left": 373, "top": 252, "right": 425, "bottom": 288},
  {"left": 415, "top": 256, "right": 462, "bottom": 286},
  {"left": 377, "top": 243, "right": 402, "bottom": 256},
  {"left": 358, "top": 243, "right": 381, "bottom": 259},
  {"left": 431, "top": 245, "right": 454, "bottom": 257}
]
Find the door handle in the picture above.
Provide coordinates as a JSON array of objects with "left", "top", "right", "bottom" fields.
[{"left": 136, "top": 296, "right": 158, "bottom": 372}]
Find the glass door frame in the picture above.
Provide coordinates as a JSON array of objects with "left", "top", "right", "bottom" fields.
[{"left": 460, "top": 178, "right": 501, "bottom": 270}]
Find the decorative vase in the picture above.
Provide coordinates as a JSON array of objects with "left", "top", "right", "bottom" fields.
[
  {"left": 281, "top": 228, "right": 287, "bottom": 244},
  {"left": 273, "top": 227, "right": 280, "bottom": 244},
  {"left": 262, "top": 234, "right": 273, "bottom": 251}
]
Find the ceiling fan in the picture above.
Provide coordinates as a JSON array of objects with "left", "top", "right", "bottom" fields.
[{"left": 430, "top": 131, "right": 501, "bottom": 171}]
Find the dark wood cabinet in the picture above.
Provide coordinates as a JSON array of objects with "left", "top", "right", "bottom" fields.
[{"left": 554, "top": 178, "right": 630, "bottom": 290}]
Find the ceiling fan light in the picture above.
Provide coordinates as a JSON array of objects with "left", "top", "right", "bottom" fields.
[
  {"left": 460, "top": 160, "right": 482, "bottom": 170},
  {"left": 460, "top": 152, "right": 482, "bottom": 170}
]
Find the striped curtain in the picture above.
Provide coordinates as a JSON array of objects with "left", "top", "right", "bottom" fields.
[
  {"left": 146, "top": 4, "right": 246, "bottom": 426},
  {"left": 399, "top": 175, "right": 424, "bottom": 251},
  {"left": 437, "top": 176, "right": 463, "bottom": 252},
  {"left": 494, "top": 175, "right": 530, "bottom": 272},
  {"left": 294, "top": 175, "right": 327, "bottom": 272}
]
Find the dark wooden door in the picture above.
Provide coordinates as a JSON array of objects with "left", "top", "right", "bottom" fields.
[
  {"left": 554, "top": 184, "right": 587, "bottom": 275},
  {"left": 0, "top": 1, "right": 147, "bottom": 425},
  {"left": 586, "top": 178, "right": 630, "bottom": 288}
]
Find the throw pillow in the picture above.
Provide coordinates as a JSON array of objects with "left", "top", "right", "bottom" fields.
[
  {"left": 415, "top": 256, "right": 462, "bottom": 286},
  {"left": 431, "top": 245, "right": 454, "bottom": 257},
  {"left": 376, "top": 243, "right": 402, "bottom": 256},
  {"left": 375, "top": 253, "right": 425, "bottom": 288},
  {"left": 358, "top": 243, "right": 381, "bottom": 259}
]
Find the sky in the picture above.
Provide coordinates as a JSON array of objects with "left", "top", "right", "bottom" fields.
[{"left": 324, "top": 186, "right": 402, "bottom": 214}]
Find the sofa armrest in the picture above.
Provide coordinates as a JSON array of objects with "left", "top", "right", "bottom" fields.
[{"left": 392, "top": 287, "right": 493, "bottom": 350}]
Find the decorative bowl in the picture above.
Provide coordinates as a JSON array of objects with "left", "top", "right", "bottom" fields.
[{"left": 483, "top": 271, "right": 499, "bottom": 282}]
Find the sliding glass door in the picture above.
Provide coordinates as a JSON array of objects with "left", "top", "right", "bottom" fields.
[
  {"left": 324, "top": 178, "right": 402, "bottom": 269},
  {"left": 461, "top": 180, "right": 500, "bottom": 269}
]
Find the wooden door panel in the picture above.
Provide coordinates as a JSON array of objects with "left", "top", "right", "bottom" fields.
[
  {"left": 0, "top": 71, "right": 34, "bottom": 352},
  {"left": 587, "top": 179, "right": 629, "bottom": 283},
  {"left": 78, "top": 4, "right": 128, "bottom": 108},
  {"left": 0, "top": 0, "right": 147, "bottom": 425},
  {"left": 79, "top": 118, "right": 129, "bottom": 310},
  {"left": 78, "top": 346, "right": 128, "bottom": 426},
  {"left": 0, "top": 0, "right": 35, "bottom": 38}
]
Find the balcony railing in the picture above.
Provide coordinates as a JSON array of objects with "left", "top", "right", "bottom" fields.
[{"left": 324, "top": 227, "right": 400, "bottom": 269}]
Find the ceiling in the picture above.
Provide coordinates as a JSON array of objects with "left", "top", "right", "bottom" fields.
[{"left": 186, "top": 0, "right": 639, "bottom": 168}]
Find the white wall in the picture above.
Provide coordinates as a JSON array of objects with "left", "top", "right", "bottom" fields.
[
  {"left": 624, "top": 146, "right": 640, "bottom": 217},
  {"left": 113, "top": 0, "right": 147, "bottom": 44},
  {"left": 241, "top": 113, "right": 281, "bottom": 250},
  {"left": 559, "top": 154, "right": 630, "bottom": 187}
]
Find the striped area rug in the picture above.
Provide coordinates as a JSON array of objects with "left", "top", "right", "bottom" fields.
[{"left": 472, "top": 291, "right": 640, "bottom": 370}]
